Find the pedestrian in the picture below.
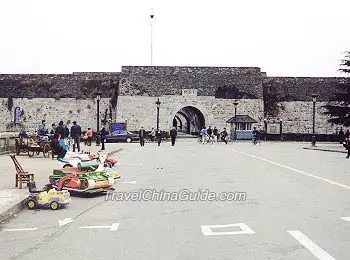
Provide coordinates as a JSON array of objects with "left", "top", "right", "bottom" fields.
[
  {"left": 84, "top": 127, "right": 93, "bottom": 146},
  {"left": 213, "top": 126, "right": 218, "bottom": 142},
  {"left": 55, "top": 121, "right": 67, "bottom": 151},
  {"left": 345, "top": 136, "right": 350, "bottom": 159},
  {"left": 149, "top": 128, "right": 155, "bottom": 142},
  {"left": 156, "top": 129, "right": 162, "bottom": 146},
  {"left": 100, "top": 125, "right": 107, "bottom": 151},
  {"left": 170, "top": 127, "right": 177, "bottom": 146},
  {"left": 200, "top": 127, "right": 207, "bottom": 144},
  {"left": 139, "top": 126, "right": 146, "bottom": 146},
  {"left": 71, "top": 121, "right": 82, "bottom": 152},
  {"left": 220, "top": 128, "right": 228, "bottom": 144},
  {"left": 37, "top": 120, "right": 47, "bottom": 136},
  {"left": 252, "top": 127, "right": 258, "bottom": 145},
  {"left": 207, "top": 126, "right": 213, "bottom": 138}
]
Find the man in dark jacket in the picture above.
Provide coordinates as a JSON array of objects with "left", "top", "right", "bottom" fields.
[
  {"left": 55, "top": 121, "right": 67, "bottom": 151},
  {"left": 170, "top": 127, "right": 177, "bottom": 146},
  {"left": 213, "top": 127, "right": 218, "bottom": 142},
  {"left": 71, "top": 121, "right": 82, "bottom": 152},
  {"left": 156, "top": 129, "right": 162, "bottom": 146},
  {"left": 139, "top": 126, "right": 146, "bottom": 147},
  {"left": 100, "top": 125, "right": 107, "bottom": 150},
  {"left": 220, "top": 128, "right": 228, "bottom": 144}
]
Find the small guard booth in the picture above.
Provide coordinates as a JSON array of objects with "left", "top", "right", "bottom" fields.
[{"left": 226, "top": 115, "right": 258, "bottom": 140}]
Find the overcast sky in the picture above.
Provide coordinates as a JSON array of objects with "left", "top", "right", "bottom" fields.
[{"left": 0, "top": 0, "right": 349, "bottom": 76}]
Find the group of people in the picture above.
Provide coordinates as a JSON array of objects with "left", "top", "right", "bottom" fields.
[
  {"left": 199, "top": 126, "right": 260, "bottom": 144},
  {"left": 34, "top": 120, "right": 97, "bottom": 158},
  {"left": 199, "top": 126, "right": 229, "bottom": 144},
  {"left": 138, "top": 127, "right": 178, "bottom": 147}
]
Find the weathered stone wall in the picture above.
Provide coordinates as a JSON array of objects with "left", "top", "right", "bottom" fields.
[
  {"left": 0, "top": 73, "right": 120, "bottom": 99},
  {"left": 263, "top": 77, "right": 350, "bottom": 102},
  {"left": 119, "top": 66, "right": 264, "bottom": 99},
  {"left": 115, "top": 95, "right": 264, "bottom": 133},
  {"left": 0, "top": 98, "right": 111, "bottom": 132},
  {"left": 277, "top": 101, "right": 341, "bottom": 134}
]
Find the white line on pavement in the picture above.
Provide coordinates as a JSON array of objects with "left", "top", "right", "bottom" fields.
[
  {"left": 341, "top": 217, "right": 350, "bottom": 222},
  {"left": 288, "top": 230, "right": 336, "bottom": 260},
  {"left": 3, "top": 228, "right": 38, "bottom": 232},
  {"left": 58, "top": 218, "right": 74, "bottom": 226},
  {"left": 216, "top": 146, "right": 350, "bottom": 190},
  {"left": 117, "top": 181, "right": 136, "bottom": 184},
  {"left": 79, "top": 223, "right": 119, "bottom": 231},
  {"left": 201, "top": 223, "right": 255, "bottom": 236}
]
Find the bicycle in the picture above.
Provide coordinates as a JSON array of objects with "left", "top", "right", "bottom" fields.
[{"left": 197, "top": 135, "right": 213, "bottom": 144}]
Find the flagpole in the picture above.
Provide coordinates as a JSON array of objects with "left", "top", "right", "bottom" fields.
[{"left": 150, "top": 9, "right": 154, "bottom": 66}]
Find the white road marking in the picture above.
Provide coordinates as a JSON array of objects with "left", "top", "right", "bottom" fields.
[
  {"left": 58, "top": 218, "right": 74, "bottom": 226},
  {"left": 288, "top": 230, "right": 336, "bottom": 260},
  {"left": 79, "top": 223, "right": 119, "bottom": 231},
  {"left": 117, "top": 163, "right": 142, "bottom": 166},
  {"left": 341, "top": 217, "right": 350, "bottom": 222},
  {"left": 117, "top": 181, "right": 136, "bottom": 184},
  {"left": 3, "top": 228, "right": 38, "bottom": 232},
  {"left": 216, "top": 146, "right": 350, "bottom": 190},
  {"left": 201, "top": 223, "right": 255, "bottom": 236}
]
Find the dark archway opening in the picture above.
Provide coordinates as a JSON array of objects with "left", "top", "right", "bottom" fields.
[{"left": 173, "top": 106, "right": 205, "bottom": 134}]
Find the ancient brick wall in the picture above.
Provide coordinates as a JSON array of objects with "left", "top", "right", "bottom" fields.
[
  {"left": 119, "top": 66, "right": 264, "bottom": 99},
  {"left": 0, "top": 72, "right": 120, "bottom": 99}
]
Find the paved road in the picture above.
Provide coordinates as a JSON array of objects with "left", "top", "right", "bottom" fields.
[{"left": 0, "top": 140, "right": 349, "bottom": 260}]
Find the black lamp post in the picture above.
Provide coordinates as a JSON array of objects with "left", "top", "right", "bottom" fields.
[
  {"left": 155, "top": 98, "right": 161, "bottom": 130},
  {"left": 311, "top": 94, "right": 317, "bottom": 146},
  {"left": 233, "top": 100, "right": 238, "bottom": 140},
  {"left": 279, "top": 118, "right": 283, "bottom": 141},
  {"left": 95, "top": 91, "right": 102, "bottom": 146}
]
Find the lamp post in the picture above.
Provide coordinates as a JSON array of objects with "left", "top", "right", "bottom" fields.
[
  {"left": 155, "top": 98, "right": 161, "bottom": 130},
  {"left": 311, "top": 94, "right": 317, "bottom": 146},
  {"left": 233, "top": 100, "right": 238, "bottom": 140},
  {"left": 279, "top": 118, "right": 283, "bottom": 141},
  {"left": 95, "top": 91, "right": 102, "bottom": 146},
  {"left": 264, "top": 118, "right": 267, "bottom": 141}
]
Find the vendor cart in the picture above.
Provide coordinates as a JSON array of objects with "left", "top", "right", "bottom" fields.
[{"left": 15, "top": 135, "right": 51, "bottom": 158}]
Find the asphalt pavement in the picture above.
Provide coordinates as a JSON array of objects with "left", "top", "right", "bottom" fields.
[{"left": 0, "top": 140, "right": 349, "bottom": 260}]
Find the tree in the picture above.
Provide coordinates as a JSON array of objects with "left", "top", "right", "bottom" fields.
[{"left": 323, "top": 51, "right": 350, "bottom": 126}]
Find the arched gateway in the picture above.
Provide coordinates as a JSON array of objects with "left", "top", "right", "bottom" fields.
[{"left": 168, "top": 103, "right": 210, "bottom": 135}]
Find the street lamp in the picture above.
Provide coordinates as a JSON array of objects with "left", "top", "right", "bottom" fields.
[
  {"left": 95, "top": 91, "right": 102, "bottom": 146},
  {"left": 155, "top": 98, "right": 161, "bottom": 130},
  {"left": 279, "top": 118, "right": 283, "bottom": 141},
  {"left": 311, "top": 94, "right": 317, "bottom": 146},
  {"left": 233, "top": 100, "right": 238, "bottom": 140}
]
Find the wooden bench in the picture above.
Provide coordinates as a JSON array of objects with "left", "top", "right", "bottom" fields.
[{"left": 9, "top": 155, "right": 35, "bottom": 189}]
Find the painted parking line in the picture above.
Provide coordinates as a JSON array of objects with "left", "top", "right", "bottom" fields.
[
  {"left": 79, "top": 223, "right": 119, "bottom": 231},
  {"left": 288, "top": 230, "right": 336, "bottom": 260},
  {"left": 341, "top": 217, "right": 350, "bottom": 222},
  {"left": 201, "top": 223, "right": 255, "bottom": 236},
  {"left": 3, "top": 228, "right": 38, "bottom": 232},
  {"left": 117, "top": 181, "right": 136, "bottom": 184},
  {"left": 216, "top": 146, "right": 350, "bottom": 191}
]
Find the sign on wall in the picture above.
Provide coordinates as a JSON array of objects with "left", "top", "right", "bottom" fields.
[
  {"left": 267, "top": 123, "right": 280, "bottom": 134},
  {"left": 182, "top": 89, "right": 197, "bottom": 96},
  {"left": 14, "top": 107, "right": 21, "bottom": 124}
]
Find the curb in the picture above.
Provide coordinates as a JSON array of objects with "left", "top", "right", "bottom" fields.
[
  {"left": 0, "top": 196, "right": 27, "bottom": 224},
  {"left": 303, "top": 147, "right": 347, "bottom": 154}
]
